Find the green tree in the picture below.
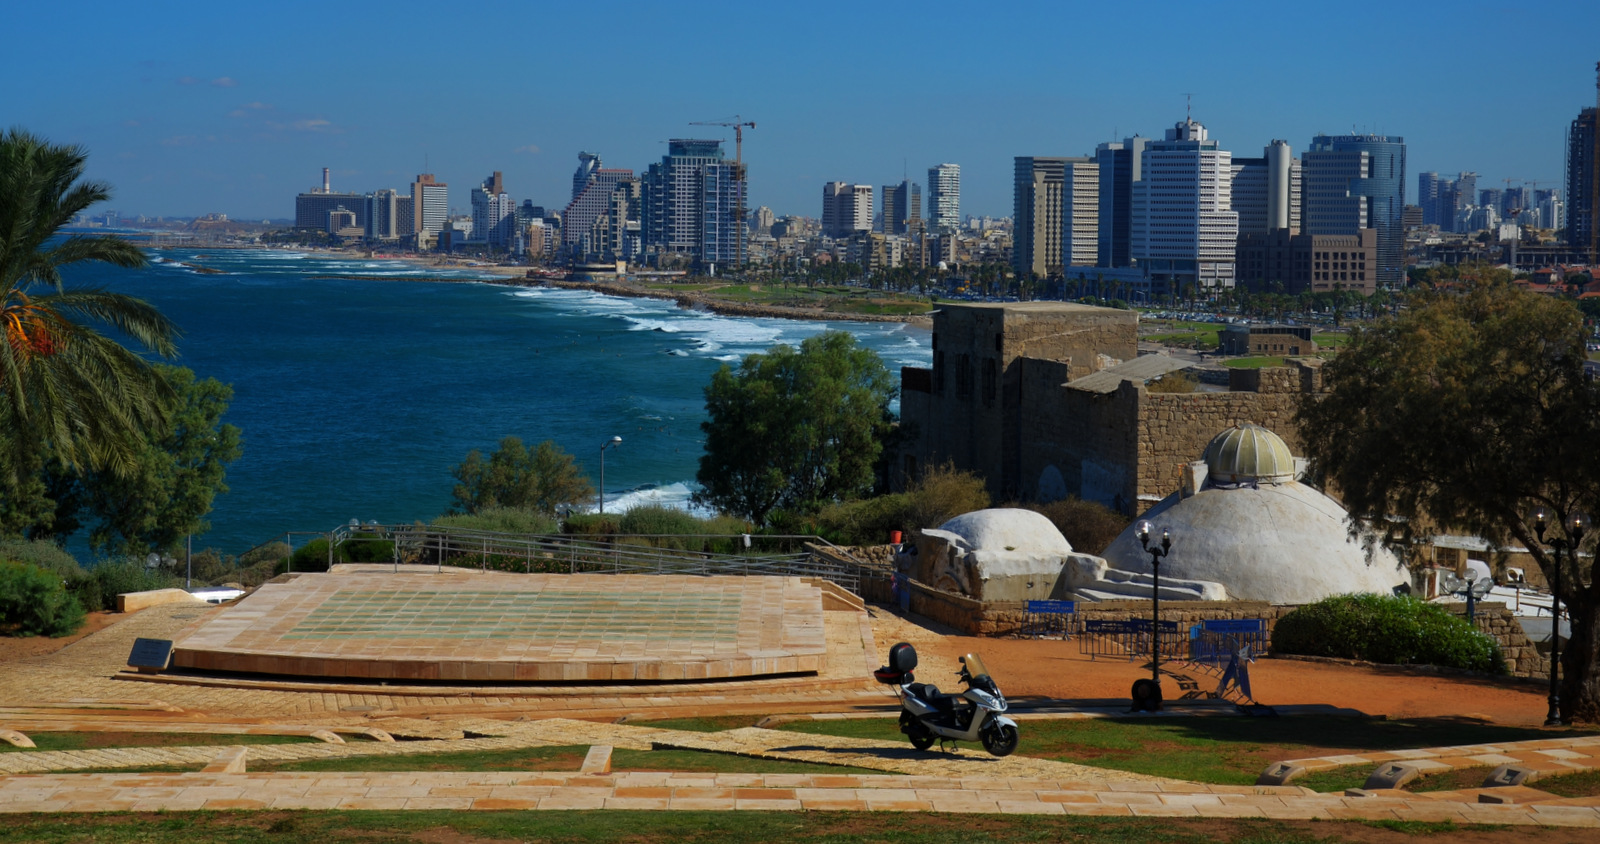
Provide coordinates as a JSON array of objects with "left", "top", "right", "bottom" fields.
[
  {"left": 695, "top": 330, "right": 894, "bottom": 524},
  {"left": 0, "top": 128, "right": 179, "bottom": 485},
  {"left": 450, "top": 437, "right": 594, "bottom": 517},
  {"left": 1295, "top": 279, "right": 1600, "bottom": 721},
  {"left": 73, "top": 366, "right": 242, "bottom": 554}
]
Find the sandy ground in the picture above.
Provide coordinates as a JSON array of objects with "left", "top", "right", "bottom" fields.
[
  {"left": 867, "top": 607, "right": 1555, "bottom": 726},
  {"left": 0, "top": 613, "right": 120, "bottom": 664}
]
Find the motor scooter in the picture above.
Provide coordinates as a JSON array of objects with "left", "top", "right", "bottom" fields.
[{"left": 874, "top": 642, "right": 1019, "bottom": 756}]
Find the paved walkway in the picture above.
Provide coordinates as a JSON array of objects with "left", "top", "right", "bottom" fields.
[
  {"left": 2, "top": 770, "right": 1599, "bottom": 825},
  {"left": 1279, "top": 734, "right": 1600, "bottom": 781}
]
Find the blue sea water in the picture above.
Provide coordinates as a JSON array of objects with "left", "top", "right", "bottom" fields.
[{"left": 62, "top": 247, "right": 931, "bottom": 552}]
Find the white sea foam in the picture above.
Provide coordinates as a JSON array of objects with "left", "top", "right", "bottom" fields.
[{"left": 590, "top": 482, "right": 714, "bottom": 517}]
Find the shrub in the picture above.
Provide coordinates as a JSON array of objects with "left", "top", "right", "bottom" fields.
[
  {"left": 0, "top": 539, "right": 86, "bottom": 579},
  {"left": 1021, "top": 497, "right": 1130, "bottom": 556},
  {"left": 814, "top": 494, "right": 911, "bottom": 546},
  {"left": 0, "top": 561, "right": 86, "bottom": 637},
  {"left": 563, "top": 514, "right": 620, "bottom": 538},
  {"left": 72, "top": 559, "right": 178, "bottom": 613},
  {"left": 903, "top": 463, "right": 990, "bottom": 533},
  {"left": 432, "top": 507, "right": 558, "bottom": 536},
  {"left": 1272, "top": 593, "right": 1505, "bottom": 674},
  {"left": 1145, "top": 370, "right": 1198, "bottom": 393},
  {"left": 619, "top": 504, "right": 700, "bottom": 537},
  {"left": 341, "top": 533, "right": 394, "bottom": 563}
]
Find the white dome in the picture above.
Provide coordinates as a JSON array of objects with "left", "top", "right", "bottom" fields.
[
  {"left": 930, "top": 508, "right": 1072, "bottom": 555},
  {"left": 1102, "top": 482, "right": 1405, "bottom": 604},
  {"left": 1204, "top": 423, "right": 1296, "bottom": 485}
]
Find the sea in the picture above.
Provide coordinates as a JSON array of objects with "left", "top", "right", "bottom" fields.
[{"left": 59, "top": 246, "right": 932, "bottom": 553}]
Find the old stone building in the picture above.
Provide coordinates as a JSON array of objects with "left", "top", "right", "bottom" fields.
[{"left": 896, "top": 302, "right": 1323, "bottom": 513}]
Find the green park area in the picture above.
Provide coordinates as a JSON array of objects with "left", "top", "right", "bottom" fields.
[{"left": 641, "top": 280, "right": 937, "bottom": 317}]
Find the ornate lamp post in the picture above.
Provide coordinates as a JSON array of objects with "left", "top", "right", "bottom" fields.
[
  {"left": 598, "top": 436, "right": 622, "bottom": 515},
  {"left": 1532, "top": 509, "right": 1588, "bottom": 726},
  {"left": 1135, "top": 520, "right": 1172, "bottom": 711}
]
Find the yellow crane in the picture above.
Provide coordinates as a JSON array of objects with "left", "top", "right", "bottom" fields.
[{"left": 691, "top": 116, "right": 756, "bottom": 272}]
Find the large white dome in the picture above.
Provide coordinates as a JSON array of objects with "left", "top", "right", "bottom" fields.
[
  {"left": 929, "top": 508, "right": 1072, "bottom": 555},
  {"left": 1102, "top": 482, "right": 1406, "bottom": 604}
]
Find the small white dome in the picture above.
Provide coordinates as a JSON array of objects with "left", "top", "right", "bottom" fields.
[
  {"left": 930, "top": 508, "right": 1072, "bottom": 555},
  {"left": 1102, "top": 483, "right": 1405, "bottom": 604},
  {"left": 1204, "top": 423, "right": 1296, "bottom": 485}
]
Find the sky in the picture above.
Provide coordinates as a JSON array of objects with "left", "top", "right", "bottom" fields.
[{"left": 7, "top": 0, "right": 1599, "bottom": 221}]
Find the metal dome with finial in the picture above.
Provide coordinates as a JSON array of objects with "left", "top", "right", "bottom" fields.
[{"left": 1202, "top": 423, "right": 1296, "bottom": 485}]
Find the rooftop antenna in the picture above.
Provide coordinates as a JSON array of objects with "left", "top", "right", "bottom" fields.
[{"left": 1183, "top": 93, "right": 1194, "bottom": 122}]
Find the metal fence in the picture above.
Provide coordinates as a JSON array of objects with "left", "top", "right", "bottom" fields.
[
  {"left": 1078, "top": 619, "right": 1185, "bottom": 661},
  {"left": 263, "top": 523, "right": 869, "bottom": 595}
]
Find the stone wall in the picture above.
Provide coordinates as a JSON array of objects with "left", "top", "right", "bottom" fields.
[
  {"left": 1018, "top": 359, "right": 1141, "bottom": 509},
  {"left": 1136, "top": 387, "right": 1301, "bottom": 503}
]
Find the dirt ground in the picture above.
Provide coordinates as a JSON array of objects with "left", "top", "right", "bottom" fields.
[
  {"left": 0, "top": 612, "right": 120, "bottom": 663},
  {"left": 867, "top": 607, "right": 1557, "bottom": 726}
]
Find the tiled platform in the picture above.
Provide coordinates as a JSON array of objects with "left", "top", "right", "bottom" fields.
[{"left": 171, "top": 572, "right": 826, "bottom": 683}]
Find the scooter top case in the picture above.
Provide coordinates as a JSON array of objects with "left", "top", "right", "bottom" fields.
[{"left": 874, "top": 642, "right": 918, "bottom": 685}]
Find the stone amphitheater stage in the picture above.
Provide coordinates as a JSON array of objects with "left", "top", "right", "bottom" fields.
[{"left": 170, "top": 568, "right": 829, "bottom": 683}]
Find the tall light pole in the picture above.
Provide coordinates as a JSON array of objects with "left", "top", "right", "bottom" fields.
[
  {"left": 598, "top": 436, "right": 622, "bottom": 514},
  {"left": 1135, "top": 520, "right": 1172, "bottom": 712},
  {"left": 1532, "top": 509, "right": 1588, "bottom": 726}
]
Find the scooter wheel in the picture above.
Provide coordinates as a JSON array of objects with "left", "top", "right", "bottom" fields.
[
  {"left": 906, "top": 720, "right": 936, "bottom": 751},
  {"left": 982, "top": 723, "right": 1018, "bottom": 757},
  {"left": 1131, "top": 678, "right": 1163, "bottom": 711}
]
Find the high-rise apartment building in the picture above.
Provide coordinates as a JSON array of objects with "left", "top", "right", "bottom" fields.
[
  {"left": 1012, "top": 157, "right": 1099, "bottom": 277},
  {"left": 294, "top": 168, "right": 367, "bottom": 229},
  {"left": 1131, "top": 120, "right": 1238, "bottom": 290},
  {"left": 927, "top": 164, "right": 960, "bottom": 232},
  {"left": 410, "top": 174, "right": 448, "bottom": 245},
  {"left": 640, "top": 139, "right": 740, "bottom": 265},
  {"left": 1303, "top": 134, "right": 1406, "bottom": 284},
  {"left": 1567, "top": 63, "right": 1600, "bottom": 258},
  {"left": 1094, "top": 137, "right": 1149, "bottom": 268},
  {"left": 1231, "top": 140, "right": 1301, "bottom": 237},
  {"left": 366, "top": 189, "right": 403, "bottom": 240},
  {"left": 1418, "top": 172, "right": 1445, "bottom": 228},
  {"left": 564, "top": 161, "right": 633, "bottom": 252},
  {"left": 1480, "top": 188, "right": 1504, "bottom": 214},
  {"left": 822, "top": 182, "right": 873, "bottom": 238},
  {"left": 470, "top": 172, "right": 517, "bottom": 249},
  {"left": 883, "top": 181, "right": 922, "bottom": 234},
  {"left": 573, "top": 152, "right": 602, "bottom": 203}
]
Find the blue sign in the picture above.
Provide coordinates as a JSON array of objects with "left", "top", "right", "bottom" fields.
[
  {"left": 1201, "top": 619, "right": 1266, "bottom": 634},
  {"left": 1027, "top": 600, "right": 1076, "bottom": 615}
]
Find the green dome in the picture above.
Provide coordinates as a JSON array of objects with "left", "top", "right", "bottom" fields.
[{"left": 1203, "top": 424, "right": 1296, "bottom": 485}]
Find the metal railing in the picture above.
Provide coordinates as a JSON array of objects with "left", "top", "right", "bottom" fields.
[{"left": 271, "top": 523, "right": 870, "bottom": 595}]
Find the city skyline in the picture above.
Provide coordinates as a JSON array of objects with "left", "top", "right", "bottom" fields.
[{"left": 9, "top": 0, "right": 1599, "bottom": 220}]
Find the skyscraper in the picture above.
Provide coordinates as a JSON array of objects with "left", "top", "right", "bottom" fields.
[
  {"left": 411, "top": 174, "right": 447, "bottom": 246},
  {"left": 822, "top": 182, "right": 873, "bottom": 238},
  {"left": 1418, "top": 172, "right": 1445, "bottom": 228},
  {"left": 1131, "top": 120, "right": 1238, "bottom": 291},
  {"left": 470, "top": 172, "right": 516, "bottom": 249},
  {"left": 573, "top": 152, "right": 602, "bottom": 203},
  {"left": 1303, "top": 133, "right": 1406, "bottom": 285},
  {"left": 883, "top": 181, "right": 922, "bottom": 234},
  {"left": 564, "top": 161, "right": 632, "bottom": 252},
  {"left": 1094, "top": 137, "right": 1149, "bottom": 268},
  {"left": 926, "top": 164, "right": 960, "bottom": 232},
  {"left": 640, "top": 139, "right": 742, "bottom": 266},
  {"left": 1013, "top": 157, "right": 1066, "bottom": 277},
  {"left": 1231, "top": 140, "right": 1301, "bottom": 237},
  {"left": 1567, "top": 63, "right": 1600, "bottom": 257}
]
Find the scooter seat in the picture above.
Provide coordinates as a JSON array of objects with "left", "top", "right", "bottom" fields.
[{"left": 906, "top": 684, "right": 959, "bottom": 711}]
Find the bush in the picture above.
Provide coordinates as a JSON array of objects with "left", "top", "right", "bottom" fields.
[
  {"left": 814, "top": 494, "right": 911, "bottom": 546},
  {"left": 71, "top": 559, "right": 178, "bottom": 613},
  {"left": 0, "top": 561, "right": 86, "bottom": 637},
  {"left": 563, "top": 514, "right": 621, "bottom": 538},
  {"left": 1020, "top": 497, "right": 1130, "bottom": 556},
  {"left": 1145, "top": 370, "right": 1198, "bottom": 393},
  {"left": 0, "top": 539, "right": 86, "bottom": 579},
  {"left": 432, "top": 507, "right": 558, "bottom": 536},
  {"left": 618, "top": 504, "right": 700, "bottom": 537},
  {"left": 236, "top": 541, "right": 290, "bottom": 587},
  {"left": 1272, "top": 593, "right": 1505, "bottom": 674},
  {"left": 903, "top": 463, "right": 990, "bottom": 533}
]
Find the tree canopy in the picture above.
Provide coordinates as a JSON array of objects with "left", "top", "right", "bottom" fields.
[
  {"left": 695, "top": 330, "right": 895, "bottom": 525},
  {"left": 1296, "top": 279, "right": 1600, "bottom": 721},
  {"left": 450, "top": 437, "right": 594, "bottom": 517}
]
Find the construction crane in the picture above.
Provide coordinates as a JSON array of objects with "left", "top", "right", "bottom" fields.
[{"left": 691, "top": 116, "right": 756, "bottom": 273}]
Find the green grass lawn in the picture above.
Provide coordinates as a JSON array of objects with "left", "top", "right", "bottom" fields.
[
  {"left": 1221, "top": 355, "right": 1287, "bottom": 369},
  {"left": 0, "top": 732, "right": 316, "bottom": 754},
  {"left": 1312, "top": 332, "right": 1351, "bottom": 348},
  {"left": 0, "top": 810, "right": 1517, "bottom": 843},
  {"left": 776, "top": 716, "right": 1598, "bottom": 789},
  {"left": 1142, "top": 320, "right": 1222, "bottom": 348}
]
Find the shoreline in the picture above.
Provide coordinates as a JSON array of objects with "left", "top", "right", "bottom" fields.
[{"left": 172, "top": 243, "right": 932, "bottom": 326}]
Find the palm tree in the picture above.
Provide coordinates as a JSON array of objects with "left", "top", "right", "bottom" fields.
[{"left": 0, "top": 128, "right": 178, "bottom": 483}]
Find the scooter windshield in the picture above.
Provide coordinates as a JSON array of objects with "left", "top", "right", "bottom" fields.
[{"left": 960, "top": 653, "right": 990, "bottom": 681}]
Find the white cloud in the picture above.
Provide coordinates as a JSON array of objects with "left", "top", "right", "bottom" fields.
[
  {"left": 514, "top": 144, "right": 541, "bottom": 154},
  {"left": 211, "top": 77, "right": 238, "bottom": 88}
]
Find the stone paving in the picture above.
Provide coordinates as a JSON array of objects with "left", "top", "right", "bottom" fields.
[
  {"left": 3, "top": 769, "right": 1600, "bottom": 824},
  {"left": 172, "top": 572, "right": 827, "bottom": 682},
  {"left": 1277, "top": 734, "right": 1600, "bottom": 781}
]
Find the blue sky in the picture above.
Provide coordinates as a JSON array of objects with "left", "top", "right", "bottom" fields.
[{"left": 8, "top": 0, "right": 1598, "bottom": 220}]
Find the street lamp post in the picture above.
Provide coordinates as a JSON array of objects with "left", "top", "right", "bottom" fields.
[
  {"left": 1135, "top": 520, "right": 1172, "bottom": 712},
  {"left": 1532, "top": 509, "right": 1588, "bottom": 727},
  {"left": 598, "top": 436, "right": 622, "bottom": 514}
]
